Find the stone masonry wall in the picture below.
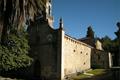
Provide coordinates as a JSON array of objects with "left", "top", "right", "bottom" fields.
[
  {"left": 63, "top": 35, "right": 92, "bottom": 77},
  {"left": 28, "top": 20, "right": 61, "bottom": 79},
  {"left": 91, "top": 49, "right": 111, "bottom": 68}
]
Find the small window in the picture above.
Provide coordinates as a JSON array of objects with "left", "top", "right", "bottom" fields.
[
  {"left": 73, "top": 50, "right": 76, "bottom": 52},
  {"left": 84, "top": 62, "right": 86, "bottom": 65},
  {"left": 86, "top": 53, "right": 88, "bottom": 55},
  {"left": 80, "top": 51, "right": 82, "bottom": 54}
]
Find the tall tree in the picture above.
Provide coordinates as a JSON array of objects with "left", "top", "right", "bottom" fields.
[
  {"left": 115, "top": 22, "right": 120, "bottom": 39},
  {"left": 114, "top": 22, "right": 120, "bottom": 66},
  {"left": 0, "top": 0, "right": 46, "bottom": 45},
  {"left": 86, "top": 26, "right": 94, "bottom": 39},
  {"left": 101, "top": 36, "right": 112, "bottom": 52},
  {"left": 0, "top": 0, "right": 47, "bottom": 73}
]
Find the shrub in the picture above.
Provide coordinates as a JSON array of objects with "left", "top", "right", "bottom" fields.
[{"left": 0, "top": 32, "right": 32, "bottom": 71}]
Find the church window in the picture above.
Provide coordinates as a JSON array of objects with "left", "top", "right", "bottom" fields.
[
  {"left": 73, "top": 50, "right": 76, "bottom": 52},
  {"left": 80, "top": 51, "right": 82, "bottom": 54},
  {"left": 84, "top": 62, "right": 86, "bottom": 65},
  {"left": 86, "top": 53, "right": 88, "bottom": 55}
]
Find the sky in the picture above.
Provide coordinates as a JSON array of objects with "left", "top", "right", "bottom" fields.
[{"left": 52, "top": 0, "right": 120, "bottom": 39}]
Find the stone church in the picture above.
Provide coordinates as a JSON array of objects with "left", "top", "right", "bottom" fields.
[{"left": 27, "top": 0, "right": 112, "bottom": 80}]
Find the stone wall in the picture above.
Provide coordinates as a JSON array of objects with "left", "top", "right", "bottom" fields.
[
  {"left": 62, "top": 35, "right": 92, "bottom": 77},
  {"left": 28, "top": 20, "right": 61, "bottom": 79},
  {"left": 91, "top": 49, "right": 112, "bottom": 68},
  {"left": 28, "top": 19, "right": 112, "bottom": 80}
]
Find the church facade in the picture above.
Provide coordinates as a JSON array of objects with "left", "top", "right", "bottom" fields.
[{"left": 27, "top": 0, "right": 112, "bottom": 80}]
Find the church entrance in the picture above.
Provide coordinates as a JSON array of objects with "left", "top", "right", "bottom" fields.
[{"left": 33, "top": 60, "right": 41, "bottom": 78}]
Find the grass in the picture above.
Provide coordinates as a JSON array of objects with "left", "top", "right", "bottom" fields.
[
  {"left": 0, "top": 76, "right": 24, "bottom": 80},
  {"left": 72, "top": 69, "right": 106, "bottom": 80},
  {"left": 72, "top": 74, "right": 91, "bottom": 80},
  {"left": 87, "top": 69, "right": 106, "bottom": 75}
]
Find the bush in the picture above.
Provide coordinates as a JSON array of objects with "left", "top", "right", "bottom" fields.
[{"left": 0, "top": 32, "right": 32, "bottom": 71}]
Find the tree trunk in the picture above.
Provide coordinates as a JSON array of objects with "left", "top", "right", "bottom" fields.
[{"left": 0, "top": 0, "right": 45, "bottom": 44}]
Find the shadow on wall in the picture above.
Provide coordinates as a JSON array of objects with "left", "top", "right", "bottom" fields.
[{"left": 91, "top": 49, "right": 110, "bottom": 69}]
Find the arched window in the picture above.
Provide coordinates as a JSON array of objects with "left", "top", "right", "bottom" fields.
[{"left": 49, "top": 6, "right": 51, "bottom": 15}]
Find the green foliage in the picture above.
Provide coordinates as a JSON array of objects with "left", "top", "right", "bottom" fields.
[
  {"left": 101, "top": 23, "right": 120, "bottom": 66},
  {"left": 101, "top": 36, "right": 112, "bottom": 52},
  {"left": 86, "top": 26, "right": 94, "bottom": 39},
  {"left": 73, "top": 74, "right": 90, "bottom": 80},
  {"left": 115, "top": 22, "right": 120, "bottom": 38},
  {"left": 0, "top": 32, "right": 32, "bottom": 71},
  {"left": 101, "top": 22, "right": 120, "bottom": 53},
  {"left": 114, "top": 22, "right": 120, "bottom": 49}
]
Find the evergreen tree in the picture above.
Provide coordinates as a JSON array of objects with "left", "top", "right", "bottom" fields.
[
  {"left": 86, "top": 26, "right": 94, "bottom": 39},
  {"left": 114, "top": 22, "right": 120, "bottom": 54},
  {"left": 115, "top": 22, "right": 120, "bottom": 39},
  {"left": 101, "top": 36, "right": 112, "bottom": 52},
  {"left": 114, "top": 22, "right": 120, "bottom": 66}
]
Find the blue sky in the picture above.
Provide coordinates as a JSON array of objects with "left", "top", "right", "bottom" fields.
[{"left": 52, "top": 0, "right": 120, "bottom": 39}]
